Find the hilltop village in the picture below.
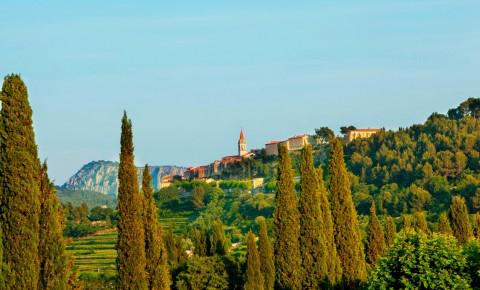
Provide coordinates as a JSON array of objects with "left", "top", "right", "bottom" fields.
[{"left": 180, "top": 128, "right": 381, "bottom": 184}]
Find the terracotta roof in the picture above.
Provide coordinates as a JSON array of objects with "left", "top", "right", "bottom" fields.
[
  {"left": 288, "top": 134, "right": 308, "bottom": 140},
  {"left": 266, "top": 141, "right": 280, "bottom": 145}
]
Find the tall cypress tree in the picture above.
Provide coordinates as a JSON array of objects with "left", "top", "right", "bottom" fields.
[
  {"left": 401, "top": 214, "right": 413, "bottom": 231},
  {"left": 0, "top": 227, "right": 5, "bottom": 289},
  {"left": 438, "top": 212, "right": 453, "bottom": 235},
  {"left": 210, "top": 220, "right": 228, "bottom": 256},
  {"left": 257, "top": 217, "right": 275, "bottom": 290},
  {"left": 0, "top": 75, "right": 41, "bottom": 289},
  {"left": 473, "top": 212, "right": 480, "bottom": 239},
  {"left": 384, "top": 216, "right": 396, "bottom": 247},
  {"left": 449, "top": 196, "right": 472, "bottom": 244},
  {"left": 299, "top": 145, "right": 327, "bottom": 288},
  {"left": 38, "top": 162, "right": 68, "bottom": 290},
  {"left": 317, "top": 167, "right": 342, "bottom": 286},
  {"left": 366, "top": 203, "right": 385, "bottom": 265},
  {"left": 273, "top": 145, "right": 301, "bottom": 290},
  {"left": 245, "top": 231, "right": 264, "bottom": 290},
  {"left": 414, "top": 211, "right": 429, "bottom": 234},
  {"left": 116, "top": 112, "right": 148, "bottom": 289},
  {"left": 142, "top": 165, "right": 171, "bottom": 290},
  {"left": 328, "top": 138, "right": 367, "bottom": 285}
]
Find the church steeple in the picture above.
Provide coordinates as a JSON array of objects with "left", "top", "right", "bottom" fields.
[{"left": 238, "top": 129, "right": 247, "bottom": 156}]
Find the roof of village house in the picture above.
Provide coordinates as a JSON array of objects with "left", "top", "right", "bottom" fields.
[
  {"left": 266, "top": 141, "right": 281, "bottom": 145},
  {"left": 288, "top": 134, "right": 309, "bottom": 140}
]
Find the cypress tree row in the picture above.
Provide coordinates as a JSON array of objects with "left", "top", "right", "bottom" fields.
[
  {"left": 142, "top": 165, "right": 171, "bottom": 290},
  {"left": 245, "top": 231, "right": 264, "bottom": 290},
  {"left": 384, "top": 216, "right": 396, "bottom": 247},
  {"left": 366, "top": 203, "right": 385, "bottom": 265},
  {"left": 257, "top": 217, "right": 275, "bottom": 290},
  {"left": 316, "top": 167, "right": 342, "bottom": 286},
  {"left": 38, "top": 162, "right": 68, "bottom": 290},
  {"left": 0, "top": 75, "right": 41, "bottom": 289},
  {"left": 273, "top": 145, "right": 301, "bottom": 290},
  {"left": 116, "top": 112, "right": 148, "bottom": 290},
  {"left": 414, "top": 211, "right": 429, "bottom": 234},
  {"left": 438, "top": 212, "right": 453, "bottom": 235},
  {"left": 328, "top": 138, "right": 367, "bottom": 285},
  {"left": 0, "top": 227, "right": 4, "bottom": 289},
  {"left": 449, "top": 196, "right": 473, "bottom": 244},
  {"left": 299, "top": 145, "right": 327, "bottom": 288}
]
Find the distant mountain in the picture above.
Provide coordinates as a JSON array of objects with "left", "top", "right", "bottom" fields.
[{"left": 61, "top": 160, "right": 186, "bottom": 196}]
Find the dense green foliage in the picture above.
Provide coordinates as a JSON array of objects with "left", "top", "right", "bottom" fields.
[
  {"left": 366, "top": 203, "right": 385, "bottom": 265},
  {"left": 0, "top": 74, "right": 41, "bottom": 289},
  {"left": 116, "top": 112, "right": 148, "bottom": 289},
  {"left": 450, "top": 196, "right": 473, "bottom": 244},
  {"left": 38, "top": 162, "right": 69, "bottom": 290},
  {"left": 299, "top": 145, "right": 327, "bottom": 288},
  {"left": 245, "top": 231, "right": 263, "bottom": 290},
  {"left": 257, "top": 217, "right": 274, "bottom": 290},
  {"left": 368, "top": 232, "right": 471, "bottom": 289},
  {"left": 142, "top": 165, "right": 171, "bottom": 289},
  {"left": 273, "top": 145, "right": 301, "bottom": 289},
  {"left": 438, "top": 212, "right": 453, "bottom": 235},
  {"left": 329, "top": 138, "right": 367, "bottom": 285},
  {"left": 175, "top": 256, "right": 229, "bottom": 290}
]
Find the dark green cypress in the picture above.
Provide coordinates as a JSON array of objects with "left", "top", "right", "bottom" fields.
[
  {"left": 328, "top": 138, "right": 367, "bottom": 285},
  {"left": 257, "top": 217, "right": 275, "bottom": 290},
  {"left": 299, "top": 145, "right": 327, "bottom": 288},
  {"left": 366, "top": 203, "right": 385, "bottom": 265},
  {"left": 38, "top": 162, "right": 68, "bottom": 290},
  {"left": 116, "top": 112, "right": 148, "bottom": 289},
  {"left": 438, "top": 212, "right": 453, "bottom": 235},
  {"left": 245, "top": 231, "right": 264, "bottom": 290},
  {"left": 317, "top": 167, "right": 342, "bottom": 286},
  {"left": 273, "top": 145, "right": 301, "bottom": 290},
  {"left": 192, "top": 227, "right": 208, "bottom": 257},
  {"left": 143, "top": 165, "right": 171, "bottom": 290},
  {"left": 384, "top": 216, "right": 396, "bottom": 247},
  {"left": 402, "top": 214, "right": 413, "bottom": 231},
  {"left": 0, "top": 227, "right": 5, "bottom": 289},
  {"left": 449, "top": 196, "right": 472, "bottom": 244},
  {"left": 210, "top": 220, "right": 228, "bottom": 256},
  {"left": 0, "top": 75, "right": 41, "bottom": 289}
]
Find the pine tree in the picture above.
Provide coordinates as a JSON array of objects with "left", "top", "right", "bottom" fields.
[
  {"left": 366, "top": 203, "right": 385, "bottom": 265},
  {"left": 299, "top": 145, "right": 327, "bottom": 288},
  {"left": 473, "top": 212, "right": 480, "bottom": 240},
  {"left": 0, "top": 74, "right": 41, "bottom": 289},
  {"left": 449, "top": 196, "right": 473, "bottom": 244},
  {"left": 317, "top": 167, "right": 342, "bottom": 286},
  {"left": 328, "top": 138, "right": 367, "bottom": 285},
  {"left": 273, "top": 145, "right": 301, "bottom": 290},
  {"left": 384, "top": 216, "right": 396, "bottom": 247},
  {"left": 245, "top": 231, "right": 264, "bottom": 290},
  {"left": 142, "top": 165, "right": 171, "bottom": 290},
  {"left": 415, "top": 211, "right": 429, "bottom": 234},
  {"left": 257, "top": 217, "right": 275, "bottom": 290},
  {"left": 116, "top": 112, "right": 148, "bottom": 289},
  {"left": 38, "top": 162, "right": 68, "bottom": 290},
  {"left": 438, "top": 212, "right": 453, "bottom": 235}
]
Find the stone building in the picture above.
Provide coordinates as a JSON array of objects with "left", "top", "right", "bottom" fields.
[
  {"left": 345, "top": 128, "right": 381, "bottom": 142},
  {"left": 265, "top": 134, "right": 317, "bottom": 156}
]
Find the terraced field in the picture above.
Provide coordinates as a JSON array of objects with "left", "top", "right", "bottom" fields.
[{"left": 67, "top": 212, "right": 196, "bottom": 281}]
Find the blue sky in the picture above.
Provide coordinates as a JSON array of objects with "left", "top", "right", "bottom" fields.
[{"left": 0, "top": 1, "right": 479, "bottom": 184}]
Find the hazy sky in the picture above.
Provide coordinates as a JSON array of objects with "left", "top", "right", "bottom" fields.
[{"left": 0, "top": 1, "right": 478, "bottom": 184}]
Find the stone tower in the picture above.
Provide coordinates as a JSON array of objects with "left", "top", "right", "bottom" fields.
[{"left": 238, "top": 129, "right": 248, "bottom": 156}]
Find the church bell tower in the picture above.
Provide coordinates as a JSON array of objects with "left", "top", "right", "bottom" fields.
[{"left": 238, "top": 129, "right": 248, "bottom": 156}]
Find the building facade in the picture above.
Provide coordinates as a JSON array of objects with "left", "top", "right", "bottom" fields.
[{"left": 345, "top": 128, "right": 381, "bottom": 142}]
